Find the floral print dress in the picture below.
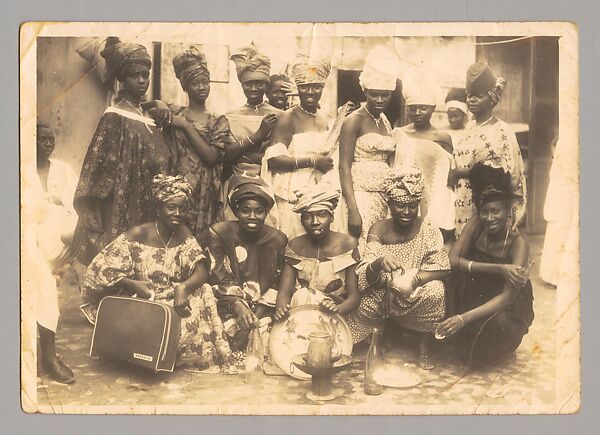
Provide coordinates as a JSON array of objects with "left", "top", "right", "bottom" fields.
[{"left": 82, "top": 233, "right": 234, "bottom": 371}]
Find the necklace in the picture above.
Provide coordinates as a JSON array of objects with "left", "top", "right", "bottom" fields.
[
  {"left": 485, "top": 226, "right": 510, "bottom": 257},
  {"left": 121, "top": 99, "right": 144, "bottom": 117},
  {"left": 297, "top": 104, "right": 318, "bottom": 117},
  {"left": 364, "top": 106, "right": 381, "bottom": 128},
  {"left": 246, "top": 101, "right": 266, "bottom": 113},
  {"left": 477, "top": 114, "right": 495, "bottom": 126},
  {"left": 155, "top": 221, "right": 174, "bottom": 249}
]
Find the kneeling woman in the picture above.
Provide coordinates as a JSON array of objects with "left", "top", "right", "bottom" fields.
[
  {"left": 346, "top": 167, "right": 450, "bottom": 368},
  {"left": 274, "top": 185, "right": 360, "bottom": 321},
  {"left": 439, "top": 163, "right": 534, "bottom": 369},
  {"left": 81, "top": 174, "right": 235, "bottom": 372}
]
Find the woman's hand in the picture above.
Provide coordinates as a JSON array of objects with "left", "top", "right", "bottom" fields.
[
  {"left": 131, "top": 281, "right": 154, "bottom": 299},
  {"left": 437, "top": 315, "right": 465, "bottom": 337},
  {"left": 348, "top": 208, "right": 363, "bottom": 238},
  {"left": 232, "top": 301, "right": 258, "bottom": 330},
  {"left": 320, "top": 299, "right": 339, "bottom": 313},
  {"left": 314, "top": 155, "right": 334, "bottom": 173},
  {"left": 378, "top": 254, "right": 405, "bottom": 274},
  {"left": 499, "top": 264, "right": 527, "bottom": 288},
  {"left": 256, "top": 113, "right": 279, "bottom": 142},
  {"left": 391, "top": 270, "right": 417, "bottom": 298},
  {"left": 174, "top": 285, "right": 192, "bottom": 318},
  {"left": 146, "top": 100, "right": 172, "bottom": 127},
  {"left": 274, "top": 303, "right": 290, "bottom": 322},
  {"left": 170, "top": 115, "right": 190, "bottom": 130},
  {"left": 344, "top": 101, "right": 360, "bottom": 116},
  {"left": 379, "top": 289, "right": 395, "bottom": 318}
]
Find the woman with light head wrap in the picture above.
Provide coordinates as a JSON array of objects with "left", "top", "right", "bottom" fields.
[
  {"left": 338, "top": 46, "right": 398, "bottom": 249},
  {"left": 274, "top": 183, "right": 360, "bottom": 321},
  {"left": 80, "top": 174, "right": 236, "bottom": 372},
  {"left": 443, "top": 87, "right": 469, "bottom": 137},
  {"left": 345, "top": 167, "right": 450, "bottom": 369},
  {"left": 393, "top": 79, "right": 456, "bottom": 241},
  {"left": 72, "top": 42, "right": 175, "bottom": 268},
  {"left": 223, "top": 43, "right": 283, "bottom": 220},
  {"left": 450, "top": 62, "right": 527, "bottom": 237}
]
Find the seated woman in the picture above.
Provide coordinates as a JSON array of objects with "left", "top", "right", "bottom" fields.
[
  {"left": 345, "top": 167, "right": 450, "bottom": 369},
  {"left": 207, "top": 174, "right": 287, "bottom": 351},
  {"left": 274, "top": 184, "right": 360, "bottom": 321},
  {"left": 439, "top": 163, "right": 534, "bottom": 370},
  {"left": 80, "top": 174, "right": 235, "bottom": 372}
]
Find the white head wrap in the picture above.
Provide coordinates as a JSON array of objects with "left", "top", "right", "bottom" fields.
[
  {"left": 403, "top": 81, "right": 437, "bottom": 107},
  {"left": 446, "top": 100, "right": 468, "bottom": 114},
  {"left": 359, "top": 46, "right": 400, "bottom": 91}
]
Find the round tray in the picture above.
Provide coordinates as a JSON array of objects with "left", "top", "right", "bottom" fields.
[{"left": 269, "top": 305, "right": 353, "bottom": 380}]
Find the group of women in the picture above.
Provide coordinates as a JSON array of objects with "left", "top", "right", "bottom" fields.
[{"left": 36, "top": 41, "right": 534, "bottom": 384}]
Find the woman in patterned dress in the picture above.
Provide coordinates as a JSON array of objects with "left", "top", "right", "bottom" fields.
[
  {"left": 274, "top": 184, "right": 360, "bottom": 321},
  {"left": 346, "top": 167, "right": 451, "bottom": 369},
  {"left": 450, "top": 63, "right": 526, "bottom": 237},
  {"left": 80, "top": 174, "right": 235, "bottom": 372}
]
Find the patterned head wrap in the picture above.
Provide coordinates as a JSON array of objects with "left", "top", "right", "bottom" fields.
[
  {"left": 466, "top": 62, "right": 506, "bottom": 105},
  {"left": 173, "top": 46, "right": 210, "bottom": 87},
  {"left": 292, "top": 183, "right": 341, "bottom": 216},
  {"left": 292, "top": 54, "right": 331, "bottom": 86},
  {"left": 151, "top": 174, "right": 193, "bottom": 204},
  {"left": 101, "top": 42, "right": 152, "bottom": 82},
  {"left": 228, "top": 172, "right": 275, "bottom": 213},
  {"left": 359, "top": 46, "right": 399, "bottom": 91},
  {"left": 230, "top": 43, "right": 271, "bottom": 84},
  {"left": 381, "top": 167, "right": 425, "bottom": 204}
]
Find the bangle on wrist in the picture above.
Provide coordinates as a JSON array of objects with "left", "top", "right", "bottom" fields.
[
  {"left": 311, "top": 155, "right": 317, "bottom": 167},
  {"left": 467, "top": 260, "right": 473, "bottom": 273},
  {"left": 413, "top": 272, "right": 423, "bottom": 288},
  {"left": 247, "top": 135, "right": 256, "bottom": 146},
  {"left": 456, "top": 314, "right": 465, "bottom": 328}
]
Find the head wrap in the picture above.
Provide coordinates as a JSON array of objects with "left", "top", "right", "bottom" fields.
[
  {"left": 381, "top": 167, "right": 425, "bottom": 204},
  {"left": 228, "top": 172, "right": 275, "bottom": 213},
  {"left": 101, "top": 42, "right": 152, "bottom": 82},
  {"left": 291, "top": 183, "right": 340, "bottom": 216},
  {"left": 173, "top": 46, "right": 210, "bottom": 87},
  {"left": 445, "top": 87, "right": 468, "bottom": 114},
  {"left": 291, "top": 54, "right": 331, "bottom": 86},
  {"left": 403, "top": 82, "right": 437, "bottom": 107},
  {"left": 469, "top": 162, "right": 517, "bottom": 209},
  {"left": 151, "top": 174, "right": 193, "bottom": 204},
  {"left": 359, "top": 46, "right": 400, "bottom": 91},
  {"left": 230, "top": 43, "right": 271, "bottom": 84},
  {"left": 466, "top": 62, "right": 506, "bottom": 105}
]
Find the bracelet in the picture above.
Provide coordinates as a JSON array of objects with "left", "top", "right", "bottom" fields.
[
  {"left": 467, "top": 260, "right": 473, "bottom": 273},
  {"left": 293, "top": 158, "right": 299, "bottom": 170},
  {"left": 413, "top": 272, "right": 423, "bottom": 288},
  {"left": 366, "top": 261, "right": 379, "bottom": 283},
  {"left": 311, "top": 155, "right": 317, "bottom": 167},
  {"left": 456, "top": 314, "right": 465, "bottom": 328},
  {"left": 238, "top": 139, "right": 246, "bottom": 150},
  {"left": 247, "top": 135, "right": 256, "bottom": 146}
]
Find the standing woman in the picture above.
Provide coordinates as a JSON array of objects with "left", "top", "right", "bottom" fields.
[
  {"left": 441, "top": 163, "right": 534, "bottom": 369},
  {"left": 224, "top": 44, "right": 282, "bottom": 219},
  {"left": 338, "top": 46, "right": 398, "bottom": 248},
  {"left": 72, "top": 43, "right": 174, "bottom": 267},
  {"left": 443, "top": 87, "right": 469, "bottom": 144},
  {"left": 161, "top": 47, "right": 234, "bottom": 243},
  {"left": 263, "top": 55, "right": 336, "bottom": 239},
  {"left": 450, "top": 63, "right": 527, "bottom": 237}
]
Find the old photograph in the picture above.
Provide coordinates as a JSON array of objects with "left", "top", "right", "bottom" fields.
[{"left": 20, "top": 22, "right": 579, "bottom": 414}]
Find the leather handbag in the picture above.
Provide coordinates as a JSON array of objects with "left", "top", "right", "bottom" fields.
[{"left": 89, "top": 296, "right": 181, "bottom": 372}]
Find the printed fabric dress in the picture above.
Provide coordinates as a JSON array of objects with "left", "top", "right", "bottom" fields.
[
  {"left": 166, "top": 106, "right": 235, "bottom": 242},
  {"left": 81, "top": 233, "right": 234, "bottom": 371},
  {"left": 283, "top": 246, "right": 361, "bottom": 308},
  {"left": 453, "top": 118, "right": 527, "bottom": 236},
  {"left": 346, "top": 218, "right": 450, "bottom": 344},
  {"left": 338, "top": 115, "right": 396, "bottom": 249},
  {"left": 72, "top": 107, "right": 175, "bottom": 266}
]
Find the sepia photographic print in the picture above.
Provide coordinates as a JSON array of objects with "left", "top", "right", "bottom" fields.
[{"left": 20, "top": 22, "right": 579, "bottom": 415}]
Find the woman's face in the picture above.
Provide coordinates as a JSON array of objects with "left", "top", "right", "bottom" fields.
[
  {"left": 478, "top": 199, "right": 510, "bottom": 236},
  {"left": 157, "top": 197, "right": 189, "bottom": 231},
  {"left": 241, "top": 80, "right": 268, "bottom": 105},
  {"left": 185, "top": 76, "right": 210, "bottom": 103},
  {"left": 297, "top": 83, "right": 324, "bottom": 111},
  {"left": 37, "top": 127, "right": 55, "bottom": 160},
  {"left": 467, "top": 92, "right": 493, "bottom": 116},
  {"left": 447, "top": 108, "right": 466, "bottom": 130},
  {"left": 267, "top": 80, "right": 289, "bottom": 110},
  {"left": 122, "top": 67, "right": 150, "bottom": 99},
  {"left": 300, "top": 209, "right": 333, "bottom": 240},
  {"left": 237, "top": 199, "right": 267, "bottom": 234},
  {"left": 389, "top": 200, "right": 420, "bottom": 227},
  {"left": 407, "top": 105, "right": 435, "bottom": 128},
  {"left": 365, "top": 89, "right": 392, "bottom": 114}
]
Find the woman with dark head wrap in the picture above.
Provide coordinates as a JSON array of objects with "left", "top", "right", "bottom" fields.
[
  {"left": 80, "top": 174, "right": 236, "bottom": 372},
  {"left": 444, "top": 163, "right": 534, "bottom": 370},
  {"left": 207, "top": 173, "right": 287, "bottom": 351},
  {"left": 72, "top": 42, "right": 175, "bottom": 268},
  {"left": 149, "top": 46, "right": 235, "bottom": 243},
  {"left": 450, "top": 62, "right": 527, "bottom": 237},
  {"left": 274, "top": 183, "right": 360, "bottom": 321},
  {"left": 345, "top": 167, "right": 451, "bottom": 369},
  {"left": 223, "top": 44, "right": 283, "bottom": 220}
]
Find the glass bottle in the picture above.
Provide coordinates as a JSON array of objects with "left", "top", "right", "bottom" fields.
[
  {"left": 364, "top": 327, "right": 384, "bottom": 395},
  {"left": 245, "top": 325, "right": 264, "bottom": 384}
]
